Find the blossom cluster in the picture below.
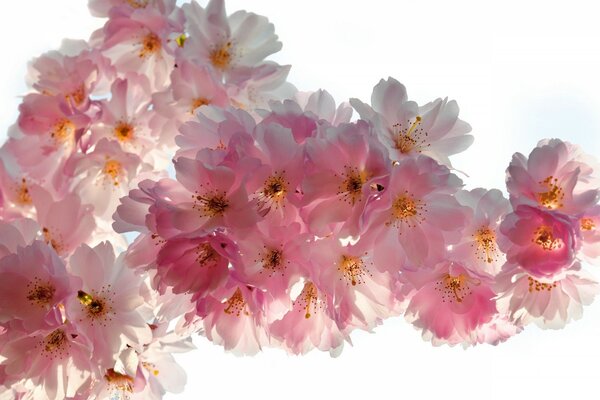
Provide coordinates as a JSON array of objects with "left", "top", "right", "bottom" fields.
[{"left": 1, "top": 0, "right": 599, "bottom": 399}]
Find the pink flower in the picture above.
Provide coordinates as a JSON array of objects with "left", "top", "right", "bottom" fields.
[
  {"left": 31, "top": 187, "right": 96, "bottom": 257},
  {"left": 308, "top": 237, "right": 402, "bottom": 332},
  {"left": 0, "top": 158, "right": 36, "bottom": 218},
  {"left": 579, "top": 205, "right": 600, "bottom": 261},
  {"left": 365, "top": 156, "right": 469, "bottom": 269},
  {"left": 100, "top": 7, "right": 180, "bottom": 90},
  {"left": 453, "top": 188, "right": 512, "bottom": 275},
  {"left": 231, "top": 222, "right": 309, "bottom": 296},
  {"left": 193, "top": 281, "right": 270, "bottom": 355},
  {"left": 89, "top": 0, "right": 178, "bottom": 18},
  {"left": 0, "top": 241, "right": 77, "bottom": 331},
  {"left": 495, "top": 263, "right": 599, "bottom": 329},
  {"left": 180, "top": 0, "right": 282, "bottom": 81},
  {"left": 302, "top": 120, "right": 391, "bottom": 237},
  {"left": 498, "top": 205, "right": 579, "bottom": 279},
  {"left": 0, "top": 319, "right": 94, "bottom": 400},
  {"left": 399, "top": 261, "right": 498, "bottom": 346},
  {"left": 153, "top": 232, "right": 235, "bottom": 296},
  {"left": 71, "top": 138, "right": 144, "bottom": 218},
  {"left": 269, "top": 280, "right": 348, "bottom": 355},
  {"left": 294, "top": 89, "right": 353, "bottom": 127},
  {"left": 65, "top": 242, "right": 152, "bottom": 366},
  {"left": 350, "top": 77, "right": 473, "bottom": 166},
  {"left": 17, "top": 94, "right": 90, "bottom": 152},
  {"left": 153, "top": 158, "right": 257, "bottom": 236},
  {"left": 506, "top": 138, "right": 599, "bottom": 214}
]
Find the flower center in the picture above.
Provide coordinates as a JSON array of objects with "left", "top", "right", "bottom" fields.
[
  {"left": 256, "top": 174, "right": 288, "bottom": 216},
  {"left": 393, "top": 116, "right": 428, "bottom": 154},
  {"left": 26, "top": 278, "right": 56, "bottom": 306},
  {"left": 581, "top": 217, "right": 595, "bottom": 231},
  {"left": 532, "top": 225, "right": 562, "bottom": 251},
  {"left": 193, "top": 191, "right": 230, "bottom": 217},
  {"left": 42, "top": 227, "right": 65, "bottom": 254},
  {"left": 537, "top": 176, "right": 564, "bottom": 210},
  {"left": 473, "top": 226, "right": 498, "bottom": 263},
  {"left": 258, "top": 248, "right": 286, "bottom": 276},
  {"left": 210, "top": 41, "right": 232, "bottom": 70},
  {"left": 338, "top": 255, "right": 369, "bottom": 286},
  {"left": 126, "top": 0, "right": 149, "bottom": 8},
  {"left": 114, "top": 121, "right": 134, "bottom": 142},
  {"left": 139, "top": 32, "right": 161, "bottom": 58},
  {"left": 66, "top": 84, "right": 86, "bottom": 107},
  {"left": 195, "top": 243, "right": 217, "bottom": 266},
  {"left": 527, "top": 276, "right": 557, "bottom": 292},
  {"left": 190, "top": 97, "right": 210, "bottom": 114},
  {"left": 223, "top": 288, "right": 249, "bottom": 317},
  {"left": 51, "top": 119, "right": 75, "bottom": 145},
  {"left": 78, "top": 290, "right": 113, "bottom": 323},
  {"left": 105, "top": 368, "right": 134, "bottom": 392},
  {"left": 175, "top": 33, "right": 187, "bottom": 47},
  {"left": 387, "top": 193, "right": 424, "bottom": 228},
  {"left": 293, "top": 282, "right": 322, "bottom": 319},
  {"left": 103, "top": 159, "right": 123, "bottom": 187},
  {"left": 338, "top": 167, "right": 368, "bottom": 206},
  {"left": 435, "top": 273, "right": 476, "bottom": 303},
  {"left": 16, "top": 177, "right": 32, "bottom": 205},
  {"left": 43, "top": 329, "right": 68, "bottom": 354}
]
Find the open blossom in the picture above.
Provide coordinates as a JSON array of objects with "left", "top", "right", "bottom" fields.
[
  {"left": 100, "top": 6, "right": 181, "bottom": 91},
  {"left": 180, "top": 0, "right": 282, "bottom": 81},
  {"left": 365, "top": 155, "right": 469, "bottom": 269},
  {"left": 579, "top": 205, "right": 600, "bottom": 261},
  {"left": 0, "top": 241, "right": 77, "bottom": 331},
  {"left": 308, "top": 237, "right": 402, "bottom": 332},
  {"left": 65, "top": 242, "right": 152, "bottom": 367},
  {"left": 350, "top": 77, "right": 473, "bottom": 166},
  {"left": 399, "top": 261, "right": 498, "bottom": 346},
  {"left": 495, "top": 263, "right": 599, "bottom": 329},
  {"left": 453, "top": 188, "right": 512, "bottom": 275},
  {"left": 499, "top": 205, "right": 580, "bottom": 279},
  {"left": 71, "top": 138, "right": 144, "bottom": 218},
  {"left": 270, "top": 280, "right": 348, "bottom": 355},
  {"left": 302, "top": 120, "right": 390, "bottom": 237},
  {"left": 506, "top": 138, "right": 599, "bottom": 214},
  {"left": 31, "top": 187, "right": 95, "bottom": 257},
  {"left": 0, "top": 319, "right": 94, "bottom": 400}
]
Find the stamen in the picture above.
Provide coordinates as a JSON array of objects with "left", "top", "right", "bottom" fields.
[
  {"left": 192, "top": 190, "right": 229, "bottom": 217},
  {"left": 26, "top": 277, "right": 55, "bottom": 306},
  {"left": 105, "top": 368, "right": 134, "bottom": 392},
  {"left": 103, "top": 159, "right": 123, "bottom": 187},
  {"left": 142, "top": 361, "right": 160, "bottom": 376},
  {"left": 114, "top": 121, "right": 134, "bottom": 142},
  {"left": 338, "top": 254, "right": 370, "bottom": 286},
  {"left": 210, "top": 41, "right": 233, "bottom": 70},
  {"left": 532, "top": 226, "right": 562, "bottom": 251},
  {"left": 223, "top": 288, "right": 249, "bottom": 317},
  {"left": 386, "top": 191, "right": 425, "bottom": 229},
  {"left": 293, "top": 282, "right": 322, "bottom": 319},
  {"left": 257, "top": 247, "right": 287, "bottom": 277},
  {"left": 537, "top": 176, "right": 564, "bottom": 210},
  {"left": 175, "top": 33, "right": 187, "bottom": 47},
  {"left": 435, "top": 273, "right": 477, "bottom": 303},
  {"left": 190, "top": 97, "right": 210, "bottom": 114},
  {"left": 337, "top": 166, "right": 368, "bottom": 205},
  {"left": 473, "top": 226, "right": 498, "bottom": 263},
  {"left": 527, "top": 276, "right": 557, "bottom": 292},
  {"left": 256, "top": 173, "right": 288, "bottom": 216},
  {"left": 16, "top": 177, "right": 32, "bottom": 205},
  {"left": 195, "top": 243, "right": 217, "bottom": 266},
  {"left": 77, "top": 288, "right": 114, "bottom": 326},
  {"left": 42, "top": 227, "right": 65, "bottom": 254},
  {"left": 66, "top": 84, "right": 86, "bottom": 107},
  {"left": 139, "top": 32, "right": 161, "bottom": 58},
  {"left": 392, "top": 116, "right": 429, "bottom": 154},
  {"left": 581, "top": 217, "right": 595, "bottom": 231},
  {"left": 43, "top": 329, "right": 68, "bottom": 355},
  {"left": 50, "top": 119, "right": 75, "bottom": 145}
]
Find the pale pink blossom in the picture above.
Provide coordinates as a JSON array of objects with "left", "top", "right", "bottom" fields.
[
  {"left": 0, "top": 241, "right": 77, "bottom": 331},
  {"left": 506, "top": 138, "right": 599, "bottom": 214},
  {"left": 0, "top": 218, "right": 39, "bottom": 258},
  {"left": 495, "top": 263, "right": 599, "bottom": 329},
  {"left": 302, "top": 120, "right": 390, "bottom": 237},
  {"left": 180, "top": 0, "right": 282, "bottom": 82},
  {"left": 365, "top": 156, "right": 469, "bottom": 269},
  {"left": 351, "top": 77, "right": 473, "bottom": 166},
  {"left": 453, "top": 188, "right": 512, "bottom": 275},
  {"left": 498, "top": 205, "right": 579, "bottom": 279},
  {"left": 579, "top": 205, "right": 600, "bottom": 261},
  {"left": 226, "top": 63, "right": 296, "bottom": 110},
  {"left": 89, "top": 0, "right": 178, "bottom": 18},
  {"left": 65, "top": 242, "right": 152, "bottom": 367},
  {"left": 399, "top": 261, "right": 498, "bottom": 346},
  {"left": 31, "top": 187, "right": 96, "bottom": 257}
]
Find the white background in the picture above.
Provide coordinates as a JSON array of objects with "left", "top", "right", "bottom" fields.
[{"left": 2, "top": 1, "right": 600, "bottom": 399}]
